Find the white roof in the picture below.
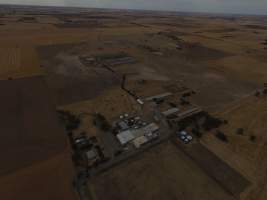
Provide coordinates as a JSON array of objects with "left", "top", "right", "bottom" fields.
[
  {"left": 162, "top": 108, "right": 180, "bottom": 116},
  {"left": 145, "top": 92, "right": 173, "bottom": 101},
  {"left": 116, "top": 130, "right": 135, "bottom": 145},
  {"left": 131, "top": 123, "right": 159, "bottom": 138},
  {"left": 116, "top": 123, "right": 159, "bottom": 145}
]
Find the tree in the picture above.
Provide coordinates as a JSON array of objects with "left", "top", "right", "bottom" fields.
[
  {"left": 216, "top": 131, "right": 228, "bottom": 142},
  {"left": 93, "top": 113, "right": 111, "bottom": 131},
  {"left": 250, "top": 135, "right": 256, "bottom": 142},
  {"left": 192, "top": 128, "right": 202, "bottom": 138},
  {"left": 57, "top": 110, "right": 81, "bottom": 131},
  {"left": 255, "top": 91, "right": 260, "bottom": 97},
  {"left": 202, "top": 115, "right": 223, "bottom": 131},
  {"left": 236, "top": 128, "right": 244, "bottom": 135}
]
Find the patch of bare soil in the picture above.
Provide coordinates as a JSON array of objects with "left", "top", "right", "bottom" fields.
[
  {"left": 243, "top": 25, "right": 267, "bottom": 30},
  {"left": 174, "top": 141, "right": 250, "bottom": 197},
  {"left": 38, "top": 45, "right": 120, "bottom": 105},
  {"left": 90, "top": 141, "right": 235, "bottom": 200},
  {"left": 0, "top": 76, "right": 67, "bottom": 176},
  {"left": 182, "top": 43, "right": 233, "bottom": 61}
]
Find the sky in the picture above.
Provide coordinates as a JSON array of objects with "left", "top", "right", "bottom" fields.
[{"left": 1, "top": 0, "right": 267, "bottom": 15}]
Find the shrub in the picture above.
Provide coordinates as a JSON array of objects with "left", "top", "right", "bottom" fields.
[
  {"left": 192, "top": 128, "right": 203, "bottom": 138},
  {"left": 202, "top": 115, "right": 223, "bottom": 131},
  {"left": 255, "top": 91, "right": 260, "bottom": 97},
  {"left": 169, "top": 102, "right": 177, "bottom": 108},
  {"left": 236, "top": 128, "right": 244, "bottom": 135},
  {"left": 57, "top": 110, "right": 81, "bottom": 131},
  {"left": 215, "top": 131, "right": 228, "bottom": 142},
  {"left": 250, "top": 135, "right": 256, "bottom": 142},
  {"left": 93, "top": 113, "right": 111, "bottom": 131}
]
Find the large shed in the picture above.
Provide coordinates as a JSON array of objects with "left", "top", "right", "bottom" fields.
[{"left": 116, "top": 130, "right": 135, "bottom": 145}]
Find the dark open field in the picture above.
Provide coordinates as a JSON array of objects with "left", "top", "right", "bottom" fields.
[
  {"left": 38, "top": 44, "right": 120, "bottom": 105},
  {"left": 90, "top": 141, "right": 235, "bottom": 200},
  {"left": 0, "top": 75, "right": 76, "bottom": 200},
  {"left": 174, "top": 141, "right": 250, "bottom": 196},
  {"left": 0, "top": 76, "right": 67, "bottom": 175}
]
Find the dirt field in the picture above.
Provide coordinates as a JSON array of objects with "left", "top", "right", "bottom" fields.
[
  {"left": 90, "top": 141, "right": 235, "bottom": 200},
  {"left": 0, "top": 76, "right": 76, "bottom": 200},
  {"left": 0, "top": 76, "right": 67, "bottom": 175},
  {"left": 38, "top": 44, "right": 121, "bottom": 105},
  {"left": 202, "top": 95, "right": 267, "bottom": 200},
  {"left": 0, "top": 46, "right": 42, "bottom": 80},
  {"left": 174, "top": 141, "right": 250, "bottom": 197},
  {"left": 59, "top": 87, "right": 138, "bottom": 140}
]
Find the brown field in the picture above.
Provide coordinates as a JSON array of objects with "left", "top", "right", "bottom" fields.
[
  {"left": 89, "top": 141, "right": 235, "bottom": 200},
  {"left": 1, "top": 5, "right": 267, "bottom": 200},
  {"left": 59, "top": 87, "right": 138, "bottom": 139},
  {"left": 0, "top": 76, "right": 76, "bottom": 199},
  {"left": 202, "top": 95, "right": 267, "bottom": 200}
]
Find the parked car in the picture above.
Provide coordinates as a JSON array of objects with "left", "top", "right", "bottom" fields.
[{"left": 177, "top": 131, "right": 193, "bottom": 144}]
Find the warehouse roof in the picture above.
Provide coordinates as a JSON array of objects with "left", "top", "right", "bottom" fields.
[
  {"left": 145, "top": 92, "right": 173, "bottom": 101},
  {"left": 117, "top": 130, "right": 135, "bottom": 145},
  {"left": 162, "top": 108, "right": 180, "bottom": 116}
]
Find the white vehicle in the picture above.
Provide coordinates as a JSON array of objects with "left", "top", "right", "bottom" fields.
[
  {"left": 178, "top": 131, "right": 193, "bottom": 144},
  {"left": 180, "top": 131, "right": 187, "bottom": 136},
  {"left": 187, "top": 135, "right": 193, "bottom": 140}
]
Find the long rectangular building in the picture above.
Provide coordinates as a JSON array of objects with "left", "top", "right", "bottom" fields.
[
  {"left": 145, "top": 92, "right": 173, "bottom": 101},
  {"left": 116, "top": 123, "right": 159, "bottom": 145}
]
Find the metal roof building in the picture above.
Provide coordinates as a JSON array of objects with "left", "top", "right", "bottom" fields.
[
  {"left": 145, "top": 92, "right": 173, "bottom": 101},
  {"left": 162, "top": 108, "right": 180, "bottom": 116},
  {"left": 116, "top": 123, "right": 160, "bottom": 145},
  {"left": 133, "top": 136, "right": 149, "bottom": 148},
  {"left": 116, "top": 130, "right": 135, "bottom": 145},
  {"left": 143, "top": 123, "right": 160, "bottom": 133}
]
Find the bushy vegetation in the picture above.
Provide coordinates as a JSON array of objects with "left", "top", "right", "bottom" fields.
[
  {"left": 93, "top": 113, "right": 111, "bottom": 131},
  {"left": 236, "top": 128, "right": 244, "bottom": 135},
  {"left": 176, "top": 112, "right": 224, "bottom": 138},
  {"left": 202, "top": 113, "right": 223, "bottom": 131},
  {"left": 57, "top": 110, "right": 81, "bottom": 131},
  {"left": 215, "top": 131, "right": 228, "bottom": 142},
  {"left": 95, "top": 52, "right": 128, "bottom": 61},
  {"left": 192, "top": 128, "right": 203, "bottom": 138},
  {"left": 255, "top": 91, "right": 261, "bottom": 97},
  {"left": 250, "top": 135, "right": 256, "bottom": 142}
]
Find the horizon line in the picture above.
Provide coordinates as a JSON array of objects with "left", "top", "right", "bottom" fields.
[{"left": 0, "top": 3, "right": 266, "bottom": 17}]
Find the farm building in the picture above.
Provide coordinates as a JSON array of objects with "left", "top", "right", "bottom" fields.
[
  {"left": 133, "top": 136, "right": 149, "bottom": 148},
  {"left": 162, "top": 108, "right": 180, "bottom": 116},
  {"left": 116, "top": 123, "right": 159, "bottom": 146},
  {"left": 145, "top": 92, "right": 173, "bottom": 101},
  {"left": 116, "top": 130, "right": 135, "bottom": 145}
]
